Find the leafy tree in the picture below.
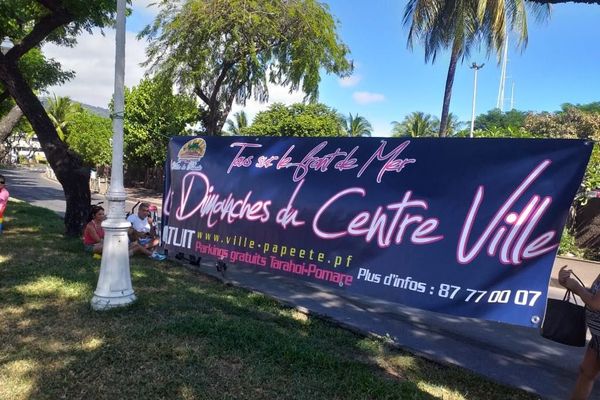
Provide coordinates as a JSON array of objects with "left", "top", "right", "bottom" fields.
[
  {"left": 0, "top": 47, "right": 73, "bottom": 107},
  {"left": 140, "top": 0, "right": 353, "bottom": 135},
  {"left": 524, "top": 108, "right": 600, "bottom": 140},
  {"left": 242, "top": 103, "right": 345, "bottom": 137},
  {"left": 560, "top": 102, "right": 600, "bottom": 114},
  {"left": 46, "top": 94, "right": 83, "bottom": 140},
  {"left": 343, "top": 113, "right": 372, "bottom": 137},
  {"left": 391, "top": 112, "right": 439, "bottom": 137},
  {"left": 474, "top": 108, "right": 528, "bottom": 131},
  {"left": 404, "top": 0, "right": 548, "bottom": 136},
  {"left": 225, "top": 111, "right": 248, "bottom": 135},
  {"left": 0, "top": 0, "right": 119, "bottom": 236},
  {"left": 468, "top": 125, "right": 534, "bottom": 138},
  {"left": 65, "top": 109, "right": 112, "bottom": 167},
  {"left": 123, "top": 77, "right": 198, "bottom": 168}
]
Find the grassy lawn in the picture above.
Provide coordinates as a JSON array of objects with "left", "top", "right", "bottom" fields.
[{"left": 0, "top": 201, "right": 539, "bottom": 400}]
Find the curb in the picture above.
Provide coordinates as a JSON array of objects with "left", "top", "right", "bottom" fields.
[{"left": 557, "top": 254, "right": 600, "bottom": 266}]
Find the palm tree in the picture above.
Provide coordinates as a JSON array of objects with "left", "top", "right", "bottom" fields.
[
  {"left": 344, "top": 113, "right": 373, "bottom": 137},
  {"left": 445, "top": 113, "right": 464, "bottom": 136},
  {"left": 46, "top": 95, "right": 82, "bottom": 140},
  {"left": 391, "top": 112, "right": 439, "bottom": 137},
  {"left": 404, "top": 0, "right": 549, "bottom": 136},
  {"left": 225, "top": 111, "right": 248, "bottom": 135}
]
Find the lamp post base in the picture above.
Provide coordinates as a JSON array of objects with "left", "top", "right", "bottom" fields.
[
  {"left": 91, "top": 292, "right": 137, "bottom": 311},
  {"left": 90, "top": 195, "right": 136, "bottom": 311}
]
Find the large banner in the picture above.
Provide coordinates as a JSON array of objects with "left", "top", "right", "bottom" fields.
[{"left": 162, "top": 136, "right": 591, "bottom": 327}]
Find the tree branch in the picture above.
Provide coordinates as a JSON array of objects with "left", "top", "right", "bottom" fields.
[
  {"left": 209, "top": 61, "right": 235, "bottom": 105},
  {"left": 36, "top": 0, "right": 64, "bottom": 12},
  {"left": 6, "top": 2, "right": 72, "bottom": 61},
  {"left": 194, "top": 86, "right": 210, "bottom": 105}
]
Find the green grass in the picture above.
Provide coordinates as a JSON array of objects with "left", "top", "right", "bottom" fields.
[{"left": 0, "top": 201, "right": 539, "bottom": 400}]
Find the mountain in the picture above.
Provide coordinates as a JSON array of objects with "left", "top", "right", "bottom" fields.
[
  {"left": 40, "top": 97, "right": 110, "bottom": 118},
  {"left": 79, "top": 103, "right": 110, "bottom": 118}
]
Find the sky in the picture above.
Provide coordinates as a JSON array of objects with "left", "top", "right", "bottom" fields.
[{"left": 42, "top": 0, "right": 600, "bottom": 137}]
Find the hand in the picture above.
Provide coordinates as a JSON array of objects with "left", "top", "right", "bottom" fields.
[
  {"left": 558, "top": 265, "right": 573, "bottom": 288},
  {"left": 559, "top": 265, "right": 582, "bottom": 292}
]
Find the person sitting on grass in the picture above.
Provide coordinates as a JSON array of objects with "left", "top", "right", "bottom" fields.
[
  {"left": 0, "top": 175, "right": 9, "bottom": 234},
  {"left": 83, "top": 205, "right": 166, "bottom": 260},
  {"left": 127, "top": 202, "right": 160, "bottom": 250}
]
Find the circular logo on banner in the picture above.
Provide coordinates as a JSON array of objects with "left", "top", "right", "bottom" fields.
[{"left": 178, "top": 138, "right": 207, "bottom": 162}]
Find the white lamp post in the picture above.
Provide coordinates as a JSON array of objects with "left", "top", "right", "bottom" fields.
[
  {"left": 1, "top": 37, "right": 14, "bottom": 55},
  {"left": 469, "top": 62, "right": 484, "bottom": 138},
  {"left": 91, "top": 0, "right": 136, "bottom": 310}
]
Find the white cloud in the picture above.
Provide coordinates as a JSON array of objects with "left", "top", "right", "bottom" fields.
[
  {"left": 339, "top": 74, "right": 362, "bottom": 88},
  {"left": 353, "top": 91, "right": 385, "bottom": 105},
  {"left": 42, "top": 29, "right": 148, "bottom": 108},
  {"left": 132, "top": 0, "right": 160, "bottom": 17},
  {"left": 229, "top": 84, "right": 305, "bottom": 123}
]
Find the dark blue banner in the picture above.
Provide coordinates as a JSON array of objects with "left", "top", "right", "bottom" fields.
[{"left": 162, "top": 136, "right": 591, "bottom": 327}]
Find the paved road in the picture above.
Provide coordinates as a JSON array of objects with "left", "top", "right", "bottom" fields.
[
  {"left": 2, "top": 167, "right": 155, "bottom": 217},
  {"left": 6, "top": 166, "right": 599, "bottom": 399}
]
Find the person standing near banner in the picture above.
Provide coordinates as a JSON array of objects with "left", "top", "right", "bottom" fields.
[
  {"left": 559, "top": 265, "right": 600, "bottom": 400},
  {"left": 0, "top": 175, "right": 9, "bottom": 234}
]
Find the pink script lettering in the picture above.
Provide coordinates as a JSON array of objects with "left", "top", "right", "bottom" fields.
[{"left": 456, "top": 160, "right": 557, "bottom": 265}]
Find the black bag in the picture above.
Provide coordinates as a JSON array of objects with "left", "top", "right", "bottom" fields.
[{"left": 541, "top": 273, "right": 587, "bottom": 347}]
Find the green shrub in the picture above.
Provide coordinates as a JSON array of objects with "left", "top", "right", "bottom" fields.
[{"left": 558, "top": 228, "right": 585, "bottom": 258}]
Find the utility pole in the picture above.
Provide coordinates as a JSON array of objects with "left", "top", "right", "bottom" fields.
[
  {"left": 496, "top": 32, "right": 509, "bottom": 111},
  {"left": 510, "top": 81, "right": 515, "bottom": 110},
  {"left": 469, "top": 62, "right": 484, "bottom": 138},
  {"left": 91, "top": 0, "right": 136, "bottom": 310}
]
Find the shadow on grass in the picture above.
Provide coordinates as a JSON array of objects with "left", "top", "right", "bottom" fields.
[{"left": 0, "top": 202, "right": 536, "bottom": 400}]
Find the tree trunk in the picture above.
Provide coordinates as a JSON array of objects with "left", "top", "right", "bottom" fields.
[
  {"left": 200, "top": 109, "right": 220, "bottom": 135},
  {"left": 0, "top": 105, "right": 23, "bottom": 142},
  {"left": 199, "top": 101, "right": 230, "bottom": 136},
  {"left": 0, "top": 60, "right": 90, "bottom": 236},
  {"left": 439, "top": 42, "right": 461, "bottom": 137}
]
